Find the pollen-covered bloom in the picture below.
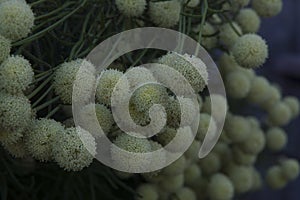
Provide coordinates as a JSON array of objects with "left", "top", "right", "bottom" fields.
[
  {"left": 232, "top": 34, "right": 268, "bottom": 69},
  {"left": 115, "top": 0, "right": 146, "bottom": 17},
  {"left": 0, "top": 0, "right": 34, "bottom": 41},
  {"left": 0, "top": 35, "right": 10, "bottom": 63},
  {"left": 0, "top": 55, "right": 34, "bottom": 94}
]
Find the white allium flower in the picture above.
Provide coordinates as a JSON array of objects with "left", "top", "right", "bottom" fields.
[
  {"left": 1, "top": 138, "right": 28, "bottom": 158},
  {"left": 208, "top": 173, "right": 234, "bottom": 200},
  {"left": 149, "top": 0, "right": 181, "bottom": 28},
  {"left": 53, "top": 59, "right": 96, "bottom": 105},
  {"left": 266, "top": 166, "right": 287, "bottom": 189},
  {"left": 0, "top": 35, "right": 10, "bottom": 63},
  {"left": 232, "top": 34, "right": 268, "bottom": 69},
  {"left": 115, "top": 0, "right": 146, "bottom": 17},
  {"left": 266, "top": 127, "right": 287, "bottom": 152},
  {"left": 0, "top": 0, "right": 34, "bottom": 41},
  {"left": 126, "top": 67, "right": 157, "bottom": 90},
  {"left": 225, "top": 70, "right": 251, "bottom": 99},
  {"left": 0, "top": 55, "right": 34, "bottom": 94},
  {"left": 252, "top": 0, "right": 282, "bottom": 18},
  {"left": 0, "top": 93, "right": 32, "bottom": 144},
  {"left": 227, "top": 165, "right": 254, "bottom": 193},
  {"left": 199, "top": 152, "right": 221, "bottom": 175},
  {"left": 52, "top": 127, "right": 95, "bottom": 171},
  {"left": 24, "top": 118, "right": 65, "bottom": 162}
]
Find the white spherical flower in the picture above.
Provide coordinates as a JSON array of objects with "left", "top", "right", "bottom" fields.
[
  {"left": 115, "top": 0, "right": 146, "bottom": 17},
  {"left": 159, "top": 174, "right": 184, "bottom": 193},
  {"left": 199, "top": 152, "right": 221, "bottom": 175},
  {"left": 0, "top": 93, "right": 32, "bottom": 144},
  {"left": 96, "top": 69, "right": 123, "bottom": 106},
  {"left": 247, "top": 76, "right": 271, "bottom": 104},
  {"left": 194, "top": 22, "right": 217, "bottom": 50},
  {"left": 172, "top": 187, "right": 196, "bottom": 200},
  {"left": 126, "top": 67, "right": 157, "bottom": 90},
  {"left": 136, "top": 184, "right": 158, "bottom": 200},
  {"left": 1, "top": 139, "right": 28, "bottom": 158},
  {"left": 239, "top": 128, "right": 266, "bottom": 154},
  {"left": 266, "top": 165, "right": 287, "bottom": 189},
  {"left": 225, "top": 70, "right": 251, "bottom": 99},
  {"left": 24, "top": 118, "right": 64, "bottom": 162},
  {"left": 52, "top": 127, "right": 95, "bottom": 171},
  {"left": 159, "top": 52, "right": 208, "bottom": 93},
  {"left": 0, "top": 55, "right": 34, "bottom": 94},
  {"left": 283, "top": 96, "right": 300, "bottom": 119},
  {"left": 184, "top": 163, "right": 201, "bottom": 185},
  {"left": 149, "top": 0, "right": 181, "bottom": 28},
  {"left": 280, "top": 159, "right": 300, "bottom": 181},
  {"left": 224, "top": 115, "right": 251, "bottom": 143},
  {"left": 53, "top": 59, "right": 96, "bottom": 104},
  {"left": 232, "top": 34, "right": 268, "bottom": 69},
  {"left": 227, "top": 165, "right": 253, "bottom": 193},
  {"left": 236, "top": 8, "right": 261, "bottom": 33},
  {"left": 111, "top": 133, "right": 152, "bottom": 172},
  {"left": 266, "top": 127, "right": 287, "bottom": 152},
  {"left": 0, "top": 35, "right": 10, "bottom": 63},
  {"left": 252, "top": 0, "right": 282, "bottom": 18},
  {"left": 219, "top": 22, "right": 242, "bottom": 49},
  {"left": 268, "top": 102, "right": 292, "bottom": 126},
  {"left": 0, "top": 0, "right": 34, "bottom": 41}
]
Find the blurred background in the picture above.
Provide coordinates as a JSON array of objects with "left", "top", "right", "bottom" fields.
[{"left": 247, "top": 0, "right": 300, "bottom": 199}]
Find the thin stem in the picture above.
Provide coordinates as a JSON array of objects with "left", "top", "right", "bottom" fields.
[
  {"left": 45, "top": 105, "right": 61, "bottom": 118},
  {"left": 27, "top": 74, "right": 53, "bottom": 99},
  {"left": 13, "top": 0, "right": 88, "bottom": 47},
  {"left": 29, "top": 0, "right": 47, "bottom": 7},
  {"left": 34, "top": 96, "right": 60, "bottom": 111},
  {"left": 195, "top": 0, "right": 208, "bottom": 55},
  {"left": 32, "top": 84, "right": 53, "bottom": 108},
  {"left": 35, "top": 2, "right": 75, "bottom": 21}
]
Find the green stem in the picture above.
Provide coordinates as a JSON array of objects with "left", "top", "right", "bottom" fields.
[
  {"left": 29, "top": 0, "right": 47, "bottom": 7},
  {"left": 35, "top": 2, "right": 75, "bottom": 21},
  {"left": 34, "top": 96, "right": 60, "bottom": 111},
  {"left": 195, "top": 0, "right": 208, "bottom": 55},
  {"left": 27, "top": 74, "right": 53, "bottom": 99},
  {"left": 32, "top": 84, "right": 53, "bottom": 107},
  {"left": 45, "top": 105, "right": 61, "bottom": 118},
  {"left": 13, "top": 0, "right": 88, "bottom": 47}
]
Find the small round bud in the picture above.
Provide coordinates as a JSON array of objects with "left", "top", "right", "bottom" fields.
[
  {"left": 260, "top": 85, "right": 281, "bottom": 111},
  {"left": 252, "top": 0, "right": 282, "bottom": 18},
  {"left": 115, "top": 0, "right": 146, "bottom": 17},
  {"left": 149, "top": 1, "right": 181, "bottom": 28},
  {"left": 235, "top": 8, "right": 261, "bottom": 33},
  {"left": 208, "top": 173, "right": 234, "bottom": 200},
  {"left": 219, "top": 22, "right": 242, "bottom": 49},
  {"left": 225, "top": 115, "right": 251, "bottom": 143},
  {"left": 247, "top": 76, "right": 271, "bottom": 104},
  {"left": 162, "top": 156, "right": 186, "bottom": 176},
  {"left": 232, "top": 34, "right": 268, "bottom": 69},
  {"left": 266, "top": 127, "right": 287, "bottom": 152},
  {"left": 280, "top": 159, "right": 300, "bottom": 181},
  {"left": 228, "top": 165, "right": 253, "bottom": 193},
  {"left": 268, "top": 102, "right": 292, "bottom": 126},
  {"left": 199, "top": 152, "right": 221, "bottom": 175},
  {"left": 239, "top": 128, "right": 265, "bottom": 154},
  {"left": 1, "top": 139, "right": 28, "bottom": 158},
  {"left": 266, "top": 166, "right": 287, "bottom": 189},
  {"left": 159, "top": 174, "right": 184, "bottom": 193},
  {"left": 225, "top": 71, "right": 251, "bottom": 99},
  {"left": 232, "top": 146, "right": 257, "bottom": 166},
  {"left": 196, "top": 113, "right": 217, "bottom": 141},
  {"left": 283, "top": 96, "right": 300, "bottom": 119},
  {"left": 136, "top": 184, "right": 158, "bottom": 200},
  {"left": 194, "top": 22, "right": 217, "bottom": 50},
  {"left": 172, "top": 187, "right": 196, "bottom": 200},
  {"left": 184, "top": 164, "right": 201, "bottom": 185}
]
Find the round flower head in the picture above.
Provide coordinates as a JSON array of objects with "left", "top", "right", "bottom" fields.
[
  {"left": 236, "top": 9, "right": 261, "bottom": 33},
  {"left": 0, "top": 35, "right": 10, "bottom": 63},
  {"left": 266, "top": 165, "right": 287, "bottom": 189},
  {"left": 268, "top": 102, "right": 292, "bottom": 126},
  {"left": 232, "top": 34, "right": 268, "bottom": 69},
  {"left": 1, "top": 139, "right": 28, "bottom": 158},
  {"left": 225, "top": 70, "right": 251, "bottom": 99},
  {"left": 159, "top": 52, "right": 208, "bottom": 93},
  {"left": 224, "top": 115, "right": 251, "bottom": 143},
  {"left": 0, "top": 55, "right": 34, "bottom": 94},
  {"left": 24, "top": 118, "right": 65, "bottom": 162},
  {"left": 111, "top": 133, "right": 152, "bottom": 171},
  {"left": 0, "top": 0, "right": 34, "bottom": 41},
  {"left": 283, "top": 96, "right": 300, "bottom": 119},
  {"left": 162, "top": 155, "right": 186, "bottom": 176},
  {"left": 115, "top": 0, "right": 146, "bottom": 17},
  {"left": 173, "top": 187, "right": 196, "bottom": 200},
  {"left": 96, "top": 69, "right": 123, "bottom": 106},
  {"left": 218, "top": 53, "right": 240, "bottom": 76},
  {"left": 159, "top": 174, "right": 184, "bottom": 193},
  {"left": 199, "top": 152, "right": 221, "bottom": 175},
  {"left": 136, "top": 184, "right": 158, "bottom": 200},
  {"left": 232, "top": 146, "right": 257, "bottom": 166},
  {"left": 193, "top": 22, "right": 217, "bottom": 50},
  {"left": 52, "top": 127, "right": 95, "bottom": 171},
  {"left": 239, "top": 128, "right": 266, "bottom": 154},
  {"left": 266, "top": 127, "right": 287, "bottom": 152},
  {"left": 208, "top": 173, "right": 234, "bottom": 200},
  {"left": 126, "top": 67, "right": 157, "bottom": 90},
  {"left": 149, "top": 0, "right": 181, "bottom": 28},
  {"left": 131, "top": 83, "right": 168, "bottom": 112},
  {"left": 260, "top": 85, "right": 281, "bottom": 111},
  {"left": 227, "top": 165, "right": 253, "bottom": 193},
  {"left": 213, "top": 142, "right": 233, "bottom": 165},
  {"left": 184, "top": 163, "right": 201, "bottom": 185},
  {"left": 247, "top": 76, "right": 271, "bottom": 104},
  {"left": 0, "top": 93, "right": 32, "bottom": 144},
  {"left": 219, "top": 22, "right": 242, "bottom": 49},
  {"left": 252, "top": 0, "right": 282, "bottom": 18},
  {"left": 280, "top": 159, "right": 300, "bottom": 181},
  {"left": 79, "top": 103, "right": 114, "bottom": 136},
  {"left": 53, "top": 59, "right": 96, "bottom": 105}
]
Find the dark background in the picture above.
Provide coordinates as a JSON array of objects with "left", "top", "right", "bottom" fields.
[{"left": 246, "top": 0, "right": 300, "bottom": 199}]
